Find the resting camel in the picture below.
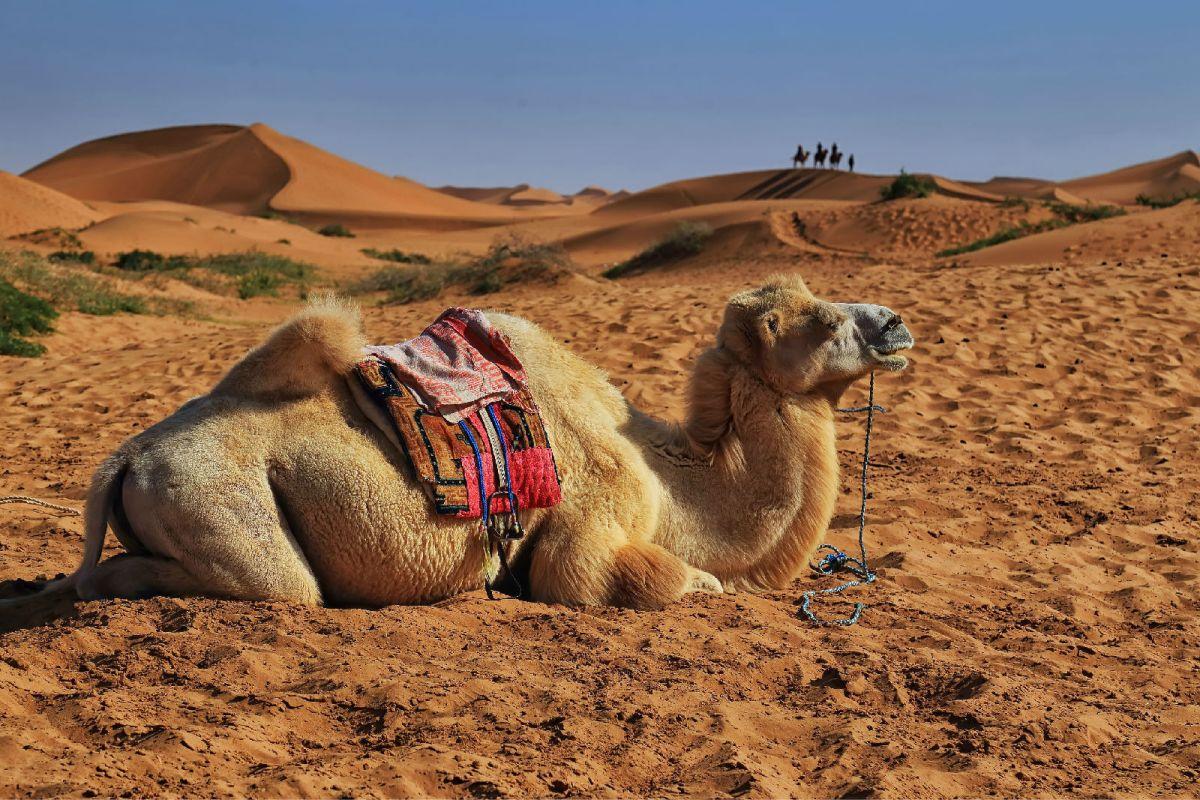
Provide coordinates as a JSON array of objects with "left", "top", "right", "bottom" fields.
[{"left": 5, "top": 276, "right": 912, "bottom": 612}]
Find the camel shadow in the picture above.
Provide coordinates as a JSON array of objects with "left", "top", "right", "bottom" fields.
[{"left": 0, "top": 577, "right": 80, "bottom": 634}]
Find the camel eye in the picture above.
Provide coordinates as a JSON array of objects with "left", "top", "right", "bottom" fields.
[{"left": 766, "top": 315, "right": 779, "bottom": 334}]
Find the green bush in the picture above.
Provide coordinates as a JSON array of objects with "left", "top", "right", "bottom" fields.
[
  {"left": 1045, "top": 201, "right": 1124, "bottom": 223},
  {"left": 936, "top": 220, "right": 1068, "bottom": 257},
  {"left": 0, "top": 278, "right": 58, "bottom": 356},
  {"left": 48, "top": 250, "right": 96, "bottom": 264},
  {"left": 602, "top": 221, "right": 713, "bottom": 279},
  {"left": 361, "top": 247, "right": 432, "bottom": 265},
  {"left": 116, "top": 249, "right": 170, "bottom": 271},
  {"left": 2, "top": 251, "right": 147, "bottom": 316},
  {"left": 879, "top": 170, "right": 937, "bottom": 201},
  {"left": 351, "top": 236, "right": 571, "bottom": 304},
  {"left": 111, "top": 250, "right": 313, "bottom": 298},
  {"left": 1000, "top": 196, "right": 1030, "bottom": 211},
  {"left": 318, "top": 223, "right": 355, "bottom": 238},
  {"left": 1135, "top": 191, "right": 1200, "bottom": 209}
]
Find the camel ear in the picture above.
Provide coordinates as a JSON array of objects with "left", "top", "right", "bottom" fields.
[{"left": 718, "top": 294, "right": 766, "bottom": 359}]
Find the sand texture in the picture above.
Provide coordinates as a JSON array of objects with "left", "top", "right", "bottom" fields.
[{"left": 2, "top": 124, "right": 1198, "bottom": 798}]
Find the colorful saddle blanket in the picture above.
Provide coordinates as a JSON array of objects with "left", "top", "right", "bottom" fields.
[{"left": 353, "top": 309, "right": 561, "bottom": 521}]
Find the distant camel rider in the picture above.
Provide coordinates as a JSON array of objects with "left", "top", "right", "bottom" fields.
[
  {"left": 829, "top": 143, "right": 842, "bottom": 170},
  {"left": 814, "top": 142, "right": 827, "bottom": 168}
]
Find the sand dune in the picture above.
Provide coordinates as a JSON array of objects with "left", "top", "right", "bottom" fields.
[
  {"left": 23, "top": 124, "right": 516, "bottom": 229},
  {"left": 0, "top": 171, "right": 103, "bottom": 238},
  {"left": 436, "top": 183, "right": 567, "bottom": 206},
  {"left": 955, "top": 199, "right": 1200, "bottom": 266},
  {"left": 597, "top": 168, "right": 1004, "bottom": 219},
  {"left": 1060, "top": 150, "right": 1200, "bottom": 205}
]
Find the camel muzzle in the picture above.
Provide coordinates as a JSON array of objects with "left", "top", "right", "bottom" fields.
[{"left": 837, "top": 303, "right": 914, "bottom": 371}]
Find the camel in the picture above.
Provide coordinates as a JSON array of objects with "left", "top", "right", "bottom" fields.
[
  {"left": 813, "top": 143, "right": 827, "bottom": 169},
  {"left": 829, "top": 145, "right": 843, "bottom": 170},
  {"left": 792, "top": 145, "right": 809, "bottom": 168},
  {"left": 4, "top": 276, "right": 912, "bottom": 612}
]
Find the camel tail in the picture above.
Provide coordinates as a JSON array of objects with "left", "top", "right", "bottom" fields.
[{"left": 0, "top": 455, "right": 124, "bottom": 614}]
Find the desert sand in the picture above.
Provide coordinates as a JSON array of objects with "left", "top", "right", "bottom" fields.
[{"left": 1, "top": 124, "right": 1197, "bottom": 798}]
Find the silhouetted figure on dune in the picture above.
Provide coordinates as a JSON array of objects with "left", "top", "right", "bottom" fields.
[
  {"left": 848, "top": 154, "right": 855, "bottom": 172},
  {"left": 829, "top": 143, "right": 843, "bottom": 170},
  {"left": 813, "top": 142, "right": 827, "bottom": 168},
  {"left": 792, "top": 144, "right": 810, "bottom": 168}
]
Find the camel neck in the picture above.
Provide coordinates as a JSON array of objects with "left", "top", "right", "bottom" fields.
[{"left": 637, "top": 356, "right": 840, "bottom": 589}]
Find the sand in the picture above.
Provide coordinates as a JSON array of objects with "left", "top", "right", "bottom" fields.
[
  {"left": 0, "top": 172, "right": 102, "bottom": 238},
  {"left": 2, "top": 127, "right": 1199, "bottom": 797}
]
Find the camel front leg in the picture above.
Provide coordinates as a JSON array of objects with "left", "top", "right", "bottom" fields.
[{"left": 527, "top": 507, "right": 722, "bottom": 609}]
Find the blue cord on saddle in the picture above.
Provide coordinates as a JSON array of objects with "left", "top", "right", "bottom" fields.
[{"left": 800, "top": 372, "right": 884, "bottom": 627}]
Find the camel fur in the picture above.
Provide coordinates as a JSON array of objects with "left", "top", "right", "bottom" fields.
[{"left": 16, "top": 276, "right": 913, "bottom": 611}]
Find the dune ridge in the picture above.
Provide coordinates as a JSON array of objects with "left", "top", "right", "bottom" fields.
[{"left": 0, "top": 171, "right": 103, "bottom": 238}]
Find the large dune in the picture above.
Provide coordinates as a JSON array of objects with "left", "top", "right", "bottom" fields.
[
  {"left": 1059, "top": 150, "right": 1200, "bottom": 205},
  {"left": 23, "top": 124, "right": 515, "bottom": 229},
  {"left": 0, "top": 171, "right": 103, "bottom": 237},
  {"left": 597, "top": 168, "right": 1002, "bottom": 218}
]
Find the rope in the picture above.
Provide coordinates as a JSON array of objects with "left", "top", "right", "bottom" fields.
[
  {"left": 0, "top": 495, "right": 81, "bottom": 517},
  {"left": 800, "top": 372, "right": 884, "bottom": 626}
]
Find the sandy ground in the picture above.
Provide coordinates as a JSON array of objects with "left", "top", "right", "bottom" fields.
[
  {"left": 1, "top": 237, "right": 1197, "bottom": 797},
  {"left": 1, "top": 126, "right": 1199, "bottom": 797}
]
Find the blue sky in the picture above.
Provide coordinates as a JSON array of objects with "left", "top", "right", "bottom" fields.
[{"left": 3, "top": 1, "right": 1197, "bottom": 192}]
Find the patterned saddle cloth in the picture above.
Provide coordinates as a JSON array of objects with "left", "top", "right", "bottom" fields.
[{"left": 352, "top": 309, "right": 561, "bottom": 526}]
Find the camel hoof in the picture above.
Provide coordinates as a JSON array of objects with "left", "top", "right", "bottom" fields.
[{"left": 687, "top": 568, "right": 723, "bottom": 595}]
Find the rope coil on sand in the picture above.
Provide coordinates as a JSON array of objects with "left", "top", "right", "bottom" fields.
[
  {"left": 0, "top": 495, "right": 82, "bottom": 517},
  {"left": 800, "top": 372, "right": 883, "bottom": 626}
]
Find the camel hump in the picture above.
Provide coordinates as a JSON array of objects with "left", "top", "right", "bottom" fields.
[{"left": 213, "top": 294, "right": 366, "bottom": 401}]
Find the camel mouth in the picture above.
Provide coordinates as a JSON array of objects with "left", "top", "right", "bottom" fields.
[{"left": 868, "top": 319, "right": 914, "bottom": 371}]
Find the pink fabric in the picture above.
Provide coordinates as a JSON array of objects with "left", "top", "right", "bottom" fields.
[
  {"left": 365, "top": 308, "right": 526, "bottom": 423},
  {"left": 457, "top": 420, "right": 561, "bottom": 519}
]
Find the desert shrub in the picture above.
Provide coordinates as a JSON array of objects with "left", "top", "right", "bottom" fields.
[
  {"left": 112, "top": 251, "right": 313, "bottom": 298},
  {"left": 361, "top": 247, "right": 432, "bottom": 265},
  {"left": 351, "top": 236, "right": 571, "bottom": 304},
  {"left": 17, "top": 227, "right": 83, "bottom": 249},
  {"left": 936, "top": 220, "right": 1068, "bottom": 257},
  {"left": 318, "top": 223, "right": 355, "bottom": 238},
  {"left": 186, "top": 252, "right": 313, "bottom": 299},
  {"left": 0, "top": 278, "right": 58, "bottom": 356},
  {"left": 259, "top": 209, "right": 300, "bottom": 224},
  {"left": 602, "top": 221, "right": 713, "bottom": 279},
  {"left": 48, "top": 250, "right": 95, "bottom": 264},
  {"left": 1000, "top": 196, "right": 1030, "bottom": 211},
  {"left": 879, "top": 170, "right": 936, "bottom": 201},
  {"left": 0, "top": 250, "right": 151, "bottom": 322},
  {"left": 1135, "top": 191, "right": 1200, "bottom": 209},
  {"left": 115, "top": 249, "right": 173, "bottom": 271},
  {"left": 1045, "top": 201, "right": 1124, "bottom": 223}
]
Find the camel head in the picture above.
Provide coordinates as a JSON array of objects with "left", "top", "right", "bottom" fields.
[{"left": 716, "top": 274, "right": 914, "bottom": 399}]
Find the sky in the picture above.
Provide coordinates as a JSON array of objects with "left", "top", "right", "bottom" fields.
[{"left": 3, "top": 0, "right": 1198, "bottom": 193}]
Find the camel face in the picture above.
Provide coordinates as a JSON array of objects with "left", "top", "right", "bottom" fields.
[{"left": 719, "top": 275, "right": 913, "bottom": 396}]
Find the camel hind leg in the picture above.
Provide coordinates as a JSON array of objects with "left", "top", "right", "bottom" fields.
[{"left": 78, "top": 465, "right": 323, "bottom": 605}]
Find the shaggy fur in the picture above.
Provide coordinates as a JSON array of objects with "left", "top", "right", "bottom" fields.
[{"left": 17, "top": 275, "right": 909, "bottom": 610}]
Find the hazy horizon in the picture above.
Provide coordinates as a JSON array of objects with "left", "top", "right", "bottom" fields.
[{"left": 4, "top": 0, "right": 1198, "bottom": 193}]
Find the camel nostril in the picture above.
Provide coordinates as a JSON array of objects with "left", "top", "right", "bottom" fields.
[{"left": 881, "top": 314, "right": 903, "bottom": 334}]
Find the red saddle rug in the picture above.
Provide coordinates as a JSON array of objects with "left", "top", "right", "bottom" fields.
[{"left": 352, "top": 309, "right": 561, "bottom": 522}]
